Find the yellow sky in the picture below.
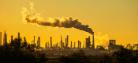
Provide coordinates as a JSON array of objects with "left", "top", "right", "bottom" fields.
[{"left": 0, "top": 0, "right": 138, "bottom": 47}]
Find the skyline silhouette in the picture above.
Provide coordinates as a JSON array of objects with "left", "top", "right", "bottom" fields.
[
  {"left": 0, "top": 31, "right": 137, "bottom": 50},
  {"left": 0, "top": 32, "right": 137, "bottom": 63}
]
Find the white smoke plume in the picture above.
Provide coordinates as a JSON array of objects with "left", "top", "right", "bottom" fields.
[{"left": 22, "top": 0, "right": 94, "bottom": 34}]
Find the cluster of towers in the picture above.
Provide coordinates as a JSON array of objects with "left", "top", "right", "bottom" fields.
[
  {"left": 45, "top": 34, "right": 95, "bottom": 49},
  {"left": 0, "top": 32, "right": 41, "bottom": 49},
  {"left": 0, "top": 32, "right": 95, "bottom": 49}
]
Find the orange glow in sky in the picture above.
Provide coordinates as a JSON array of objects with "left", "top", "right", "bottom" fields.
[{"left": 0, "top": 0, "right": 138, "bottom": 47}]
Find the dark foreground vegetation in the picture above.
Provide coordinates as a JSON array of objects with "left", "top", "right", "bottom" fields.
[
  {"left": 59, "top": 48, "right": 138, "bottom": 63},
  {"left": 0, "top": 46, "right": 47, "bottom": 63},
  {"left": 0, "top": 45, "right": 138, "bottom": 63},
  {"left": 0, "top": 32, "right": 138, "bottom": 63}
]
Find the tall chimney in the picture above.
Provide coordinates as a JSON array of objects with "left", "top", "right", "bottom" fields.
[
  {"left": 3, "top": 32, "right": 7, "bottom": 46},
  {"left": 92, "top": 32, "right": 95, "bottom": 49},
  {"left": 78, "top": 40, "right": 81, "bottom": 48},
  {"left": 65, "top": 35, "right": 69, "bottom": 48},
  {"left": 78, "top": 40, "right": 79, "bottom": 48},
  {"left": 71, "top": 41, "right": 72, "bottom": 48},
  {"left": 50, "top": 36, "right": 52, "bottom": 48},
  {"left": 60, "top": 36, "right": 63, "bottom": 48},
  {"left": 37, "top": 36, "right": 40, "bottom": 48},
  {"left": 18, "top": 32, "right": 20, "bottom": 39},
  {"left": 74, "top": 42, "right": 75, "bottom": 48}
]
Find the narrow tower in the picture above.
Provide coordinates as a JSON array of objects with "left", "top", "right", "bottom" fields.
[
  {"left": 92, "top": 32, "right": 95, "bottom": 49},
  {"left": 37, "top": 36, "right": 40, "bottom": 48},
  {"left": 0, "top": 32, "right": 2, "bottom": 45},
  {"left": 3, "top": 32, "right": 7, "bottom": 46},
  {"left": 50, "top": 36, "right": 52, "bottom": 48}
]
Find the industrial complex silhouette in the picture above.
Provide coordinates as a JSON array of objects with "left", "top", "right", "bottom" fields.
[{"left": 0, "top": 32, "right": 137, "bottom": 63}]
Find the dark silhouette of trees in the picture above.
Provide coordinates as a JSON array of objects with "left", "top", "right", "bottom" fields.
[
  {"left": 59, "top": 50, "right": 112, "bottom": 63},
  {"left": 59, "top": 48, "right": 138, "bottom": 63},
  {"left": 0, "top": 36, "right": 47, "bottom": 63},
  {"left": 111, "top": 47, "right": 138, "bottom": 63}
]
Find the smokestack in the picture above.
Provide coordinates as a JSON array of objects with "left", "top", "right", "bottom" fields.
[
  {"left": 78, "top": 40, "right": 81, "bottom": 48},
  {"left": 65, "top": 35, "right": 69, "bottom": 48},
  {"left": 71, "top": 41, "right": 72, "bottom": 48},
  {"left": 74, "top": 42, "right": 75, "bottom": 48},
  {"left": 92, "top": 32, "right": 95, "bottom": 49},
  {"left": 17, "top": 32, "right": 21, "bottom": 42},
  {"left": 50, "top": 36, "right": 52, "bottom": 48},
  {"left": 18, "top": 32, "right": 22, "bottom": 48},
  {"left": 60, "top": 36, "right": 63, "bottom": 48},
  {"left": 3, "top": 32, "right": 7, "bottom": 46},
  {"left": 37, "top": 36, "right": 40, "bottom": 48}
]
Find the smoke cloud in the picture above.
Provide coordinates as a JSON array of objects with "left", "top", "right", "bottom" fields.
[
  {"left": 22, "top": 0, "right": 94, "bottom": 34},
  {"left": 26, "top": 15, "right": 94, "bottom": 34}
]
